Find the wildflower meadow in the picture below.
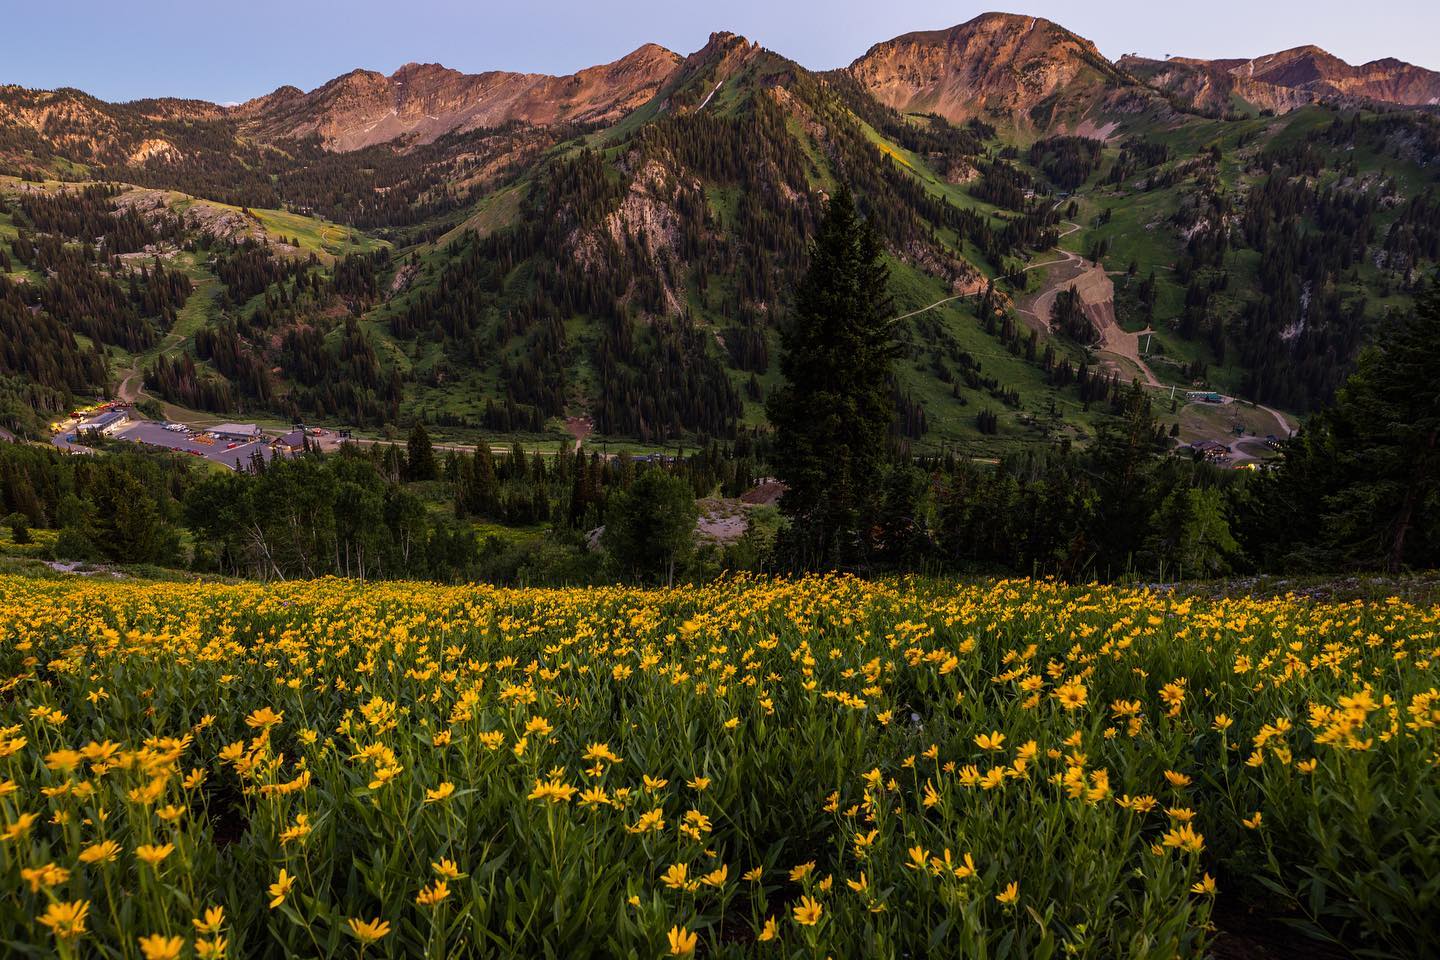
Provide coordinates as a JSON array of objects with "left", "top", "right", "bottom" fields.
[{"left": 0, "top": 573, "right": 1436, "bottom": 958}]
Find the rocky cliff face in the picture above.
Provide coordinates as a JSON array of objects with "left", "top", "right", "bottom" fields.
[
  {"left": 5, "top": 18, "right": 1438, "bottom": 164},
  {"left": 235, "top": 44, "right": 683, "bottom": 150},
  {"left": 1236, "top": 46, "right": 1440, "bottom": 105},
  {"left": 643, "top": 31, "right": 811, "bottom": 119},
  {"left": 0, "top": 46, "right": 681, "bottom": 163},
  {"left": 0, "top": 86, "right": 230, "bottom": 166},
  {"left": 846, "top": 12, "right": 1136, "bottom": 128},
  {"left": 1117, "top": 57, "right": 1308, "bottom": 115},
  {"left": 1122, "top": 47, "right": 1440, "bottom": 115}
]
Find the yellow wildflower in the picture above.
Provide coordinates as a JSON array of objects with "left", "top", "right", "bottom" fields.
[
  {"left": 346, "top": 917, "right": 391, "bottom": 945},
  {"left": 135, "top": 843, "right": 175, "bottom": 868},
  {"left": 268, "top": 868, "right": 295, "bottom": 909},
  {"left": 425, "top": 782, "right": 456, "bottom": 803},
  {"left": 792, "top": 895, "right": 823, "bottom": 926},
  {"left": 38, "top": 900, "right": 89, "bottom": 941},
  {"left": 138, "top": 934, "right": 184, "bottom": 960},
  {"left": 667, "top": 925, "right": 698, "bottom": 955}
]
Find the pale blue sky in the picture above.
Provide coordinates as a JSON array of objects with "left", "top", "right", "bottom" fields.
[{"left": 5, "top": 0, "right": 1438, "bottom": 104}]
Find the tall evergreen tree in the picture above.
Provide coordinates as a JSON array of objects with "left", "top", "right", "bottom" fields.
[
  {"left": 1254, "top": 282, "right": 1440, "bottom": 571},
  {"left": 407, "top": 423, "right": 438, "bottom": 482},
  {"left": 1086, "top": 380, "right": 1165, "bottom": 576},
  {"left": 1145, "top": 486, "right": 1238, "bottom": 579},
  {"left": 767, "top": 186, "right": 898, "bottom": 569}
]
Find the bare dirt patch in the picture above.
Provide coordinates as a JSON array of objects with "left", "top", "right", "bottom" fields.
[
  {"left": 740, "top": 481, "right": 786, "bottom": 507},
  {"left": 564, "top": 416, "right": 593, "bottom": 452},
  {"left": 696, "top": 499, "right": 749, "bottom": 545}
]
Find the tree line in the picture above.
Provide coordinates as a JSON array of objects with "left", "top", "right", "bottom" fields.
[
  {"left": 3, "top": 186, "right": 1435, "bottom": 585},
  {"left": 764, "top": 186, "right": 1440, "bottom": 577}
]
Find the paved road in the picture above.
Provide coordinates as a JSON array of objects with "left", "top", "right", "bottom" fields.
[{"left": 49, "top": 433, "right": 98, "bottom": 456}]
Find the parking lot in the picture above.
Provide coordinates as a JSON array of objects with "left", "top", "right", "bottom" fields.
[{"left": 114, "top": 421, "right": 277, "bottom": 469}]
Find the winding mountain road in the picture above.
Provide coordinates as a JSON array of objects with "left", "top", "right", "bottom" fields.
[{"left": 885, "top": 212, "right": 1294, "bottom": 445}]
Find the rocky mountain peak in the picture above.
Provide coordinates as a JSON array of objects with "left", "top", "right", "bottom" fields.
[
  {"left": 390, "top": 62, "right": 463, "bottom": 82},
  {"left": 846, "top": 11, "right": 1133, "bottom": 127},
  {"left": 1123, "top": 43, "right": 1440, "bottom": 114},
  {"left": 229, "top": 47, "right": 681, "bottom": 151},
  {"left": 678, "top": 31, "right": 762, "bottom": 76}
]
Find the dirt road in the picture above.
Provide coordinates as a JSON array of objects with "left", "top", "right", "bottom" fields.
[
  {"left": 117, "top": 331, "right": 186, "bottom": 404},
  {"left": 1014, "top": 223, "right": 1166, "bottom": 387},
  {"left": 564, "top": 416, "right": 593, "bottom": 453},
  {"left": 890, "top": 221, "right": 1084, "bottom": 327},
  {"left": 916, "top": 210, "right": 1292, "bottom": 445},
  {"left": 889, "top": 292, "right": 978, "bottom": 323},
  {"left": 1095, "top": 320, "right": 1161, "bottom": 388}
]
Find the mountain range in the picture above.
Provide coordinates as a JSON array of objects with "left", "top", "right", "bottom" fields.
[
  {"left": 1121, "top": 45, "right": 1440, "bottom": 117},
  {"left": 231, "top": 45, "right": 684, "bottom": 151},
  {"left": 1, "top": 12, "right": 1438, "bottom": 451},
  {"left": 5, "top": 13, "right": 1438, "bottom": 160}
]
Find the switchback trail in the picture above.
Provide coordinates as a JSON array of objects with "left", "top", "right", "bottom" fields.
[
  {"left": 890, "top": 292, "right": 977, "bottom": 323},
  {"left": 887, "top": 221, "right": 1084, "bottom": 325}
]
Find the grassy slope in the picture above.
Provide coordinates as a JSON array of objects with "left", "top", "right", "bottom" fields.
[
  {"left": 163, "top": 194, "right": 386, "bottom": 262},
  {"left": 0, "top": 209, "right": 42, "bottom": 284},
  {"left": 365, "top": 91, "right": 1160, "bottom": 451},
  {"left": 435, "top": 185, "right": 524, "bottom": 248},
  {"left": 25, "top": 93, "right": 1424, "bottom": 455},
  {"left": 852, "top": 122, "right": 1141, "bottom": 447},
  {"left": 1098, "top": 106, "right": 1433, "bottom": 396},
  {"left": 884, "top": 257, "right": 1116, "bottom": 450},
  {"left": 1, "top": 177, "right": 397, "bottom": 425},
  {"left": 0, "top": 176, "right": 385, "bottom": 263}
]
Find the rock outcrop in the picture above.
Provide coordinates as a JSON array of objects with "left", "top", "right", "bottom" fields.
[
  {"left": 847, "top": 13, "right": 1137, "bottom": 127},
  {"left": 4, "top": 17, "right": 1437, "bottom": 162},
  {"left": 1121, "top": 47, "right": 1440, "bottom": 115},
  {"left": 234, "top": 45, "right": 683, "bottom": 150},
  {"left": 0, "top": 45, "right": 685, "bottom": 162}
]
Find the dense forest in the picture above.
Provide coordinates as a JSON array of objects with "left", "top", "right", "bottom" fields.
[
  {"left": 0, "top": 427, "right": 766, "bottom": 584},
  {"left": 5, "top": 189, "right": 1431, "bottom": 586},
  {"left": 0, "top": 37, "right": 1438, "bottom": 589},
  {"left": 7, "top": 330, "right": 1431, "bottom": 583},
  {"left": 5, "top": 77, "right": 1436, "bottom": 446}
]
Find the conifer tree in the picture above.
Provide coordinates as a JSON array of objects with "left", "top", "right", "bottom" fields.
[
  {"left": 407, "top": 423, "right": 437, "bottom": 482},
  {"left": 1086, "top": 380, "right": 1164, "bottom": 575},
  {"left": 1255, "top": 282, "right": 1440, "bottom": 571},
  {"left": 767, "top": 186, "right": 898, "bottom": 569}
]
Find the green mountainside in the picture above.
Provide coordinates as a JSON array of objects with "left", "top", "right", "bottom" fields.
[{"left": 2, "top": 14, "right": 1438, "bottom": 453}]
